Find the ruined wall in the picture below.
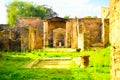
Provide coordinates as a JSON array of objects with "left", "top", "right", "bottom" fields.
[
  {"left": 43, "top": 21, "right": 49, "bottom": 47},
  {"left": 0, "top": 25, "right": 21, "bottom": 51},
  {"left": 67, "top": 18, "right": 102, "bottom": 49},
  {"left": 15, "top": 17, "right": 43, "bottom": 29},
  {"left": 110, "top": 0, "right": 120, "bottom": 80},
  {"left": 79, "top": 18, "right": 102, "bottom": 46},
  {"left": 71, "top": 19, "right": 78, "bottom": 48},
  {"left": 9, "top": 28, "right": 21, "bottom": 51},
  {"left": 45, "top": 18, "right": 66, "bottom": 47},
  {"left": 28, "top": 27, "right": 35, "bottom": 50},
  {"left": 15, "top": 17, "right": 43, "bottom": 50},
  {"left": 78, "top": 32, "right": 90, "bottom": 50},
  {"left": 20, "top": 26, "right": 43, "bottom": 51},
  {"left": 48, "top": 21, "right": 66, "bottom": 46},
  {"left": 101, "top": 7, "right": 110, "bottom": 46},
  {"left": 101, "top": 7, "right": 110, "bottom": 19},
  {"left": 9, "top": 39, "right": 21, "bottom": 51},
  {"left": 53, "top": 28, "right": 66, "bottom": 47},
  {"left": 102, "top": 19, "right": 109, "bottom": 46},
  {"left": 20, "top": 27, "right": 29, "bottom": 51},
  {"left": 66, "top": 20, "right": 72, "bottom": 47},
  {"left": 0, "top": 24, "right": 10, "bottom": 50},
  {"left": 35, "top": 31, "right": 42, "bottom": 49}
]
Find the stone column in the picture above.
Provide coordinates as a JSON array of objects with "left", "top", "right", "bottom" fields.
[
  {"left": 28, "top": 26, "right": 35, "bottom": 50},
  {"left": 110, "top": 0, "right": 120, "bottom": 80},
  {"left": 43, "top": 21, "right": 49, "bottom": 47},
  {"left": 65, "top": 20, "right": 71, "bottom": 47},
  {"left": 78, "top": 32, "right": 90, "bottom": 50},
  {"left": 78, "top": 33, "right": 84, "bottom": 50},
  {"left": 71, "top": 19, "right": 78, "bottom": 48}
]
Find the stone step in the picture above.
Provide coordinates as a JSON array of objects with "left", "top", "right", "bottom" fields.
[
  {"left": 38, "top": 57, "right": 72, "bottom": 61},
  {"left": 26, "top": 58, "right": 73, "bottom": 68}
]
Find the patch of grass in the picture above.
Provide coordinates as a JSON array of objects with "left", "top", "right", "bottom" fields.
[{"left": 0, "top": 46, "right": 110, "bottom": 80}]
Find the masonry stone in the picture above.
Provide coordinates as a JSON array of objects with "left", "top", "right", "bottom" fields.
[
  {"left": 0, "top": 16, "right": 107, "bottom": 51},
  {"left": 0, "top": 24, "right": 10, "bottom": 51},
  {"left": 101, "top": 7, "right": 110, "bottom": 46},
  {"left": 110, "top": 0, "right": 120, "bottom": 79}
]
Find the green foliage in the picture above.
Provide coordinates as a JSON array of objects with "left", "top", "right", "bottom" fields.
[
  {"left": 84, "top": 16, "right": 98, "bottom": 18},
  {"left": 44, "top": 5, "right": 58, "bottom": 19},
  {"left": 35, "top": 5, "right": 46, "bottom": 19},
  {"left": 84, "top": 16, "right": 92, "bottom": 18},
  {"left": 6, "top": 0, "right": 58, "bottom": 27},
  {"left": 64, "top": 15, "right": 70, "bottom": 19},
  {"left": 93, "top": 16, "right": 98, "bottom": 18}
]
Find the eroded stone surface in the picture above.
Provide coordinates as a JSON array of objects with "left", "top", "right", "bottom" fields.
[{"left": 110, "top": 0, "right": 120, "bottom": 79}]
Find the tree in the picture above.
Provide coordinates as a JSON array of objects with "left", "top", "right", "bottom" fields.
[
  {"left": 7, "top": 0, "right": 58, "bottom": 27},
  {"left": 93, "top": 16, "right": 98, "bottom": 18},
  {"left": 7, "top": 1, "right": 34, "bottom": 27},
  {"left": 44, "top": 5, "right": 58, "bottom": 19},
  {"left": 84, "top": 16, "right": 92, "bottom": 18},
  {"left": 64, "top": 15, "right": 70, "bottom": 19},
  {"left": 34, "top": 5, "right": 46, "bottom": 19}
]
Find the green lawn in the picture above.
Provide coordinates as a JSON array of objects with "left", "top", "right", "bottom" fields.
[{"left": 0, "top": 46, "right": 110, "bottom": 80}]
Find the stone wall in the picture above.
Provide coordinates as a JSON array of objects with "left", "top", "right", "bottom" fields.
[
  {"left": 15, "top": 17, "right": 43, "bottom": 50},
  {"left": 102, "top": 19, "right": 109, "bottom": 46},
  {"left": 43, "top": 17, "right": 103, "bottom": 49},
  {"left": 0, "top": 24, "right": 10, "bottom": 51},
  {"left": 78, "top": 32, "right": 90, "bottom": 50},
  {"left": 35, "top": 31, "right": 42, "bottom": 49},
  {"left": 20, "top": 27, "right": 29, "bottom": 51},
  {"left": 48, "top": 21, "right": 66, "bottom": 47},
  {"left": 66, "top": 20, "right": 72, "bottom": 47},
  {"left": 110, "top": 0, "right": 120, "bottom": 80},
  {"left": 101, "top": 7, "right": 110, "bottom": 46},
  {"left": 9, "top": 39, "right": 21, "bottom": 51},
  {"left": 43, "top": 21, "right": 49, "bottom": 47},
  {"left": 9, "top": 28, "right": 21, "bottom": 51},
  {"left": 71, "top": 19, "right": 78, "bottom": 48},
  {"left": 101, "top": 7, "right": 110, "bottom": 19},
  {"left": 44, "top": 17, "right": 67, "bottom": 47},
  {"left": 0, "top": 17, "right": 104, "bottom": 51},
  {"left": 15, "top": 17, "right": 43, "bottom": 28},
  {"left": 53, "top": 28, "right": 66, "bottom": 47},
  {"left": 0, "top": 25, "right": 21, "bottom": 51},
  {"left": 20, "top": 26, "right": 43, "bottom": 51},
  {"left": 66, "top": 18, "right": 102, "bottom": 49},
  {"left": 79, "top": 18, "right": 102, "bottom": 46}
]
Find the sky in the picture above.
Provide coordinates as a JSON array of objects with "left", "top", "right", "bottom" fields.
[{"left": 0, "top": 0, "right": 109, "bottom": 24}]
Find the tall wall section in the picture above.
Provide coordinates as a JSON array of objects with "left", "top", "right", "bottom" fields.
[
  {"left": 79, "top": 18, "right": 102, "bottom": 46},
  {"left": 15, "top": 17, "right": 43, "bottom": 50},
  {"left": 0, "top": 24, "right": 10, "bottom": 51},
  {"left": 43, "top": 17, "right": 67, "bottom": 47},
  {"left": 110, "top": 0, "right": 120, "bottom": 80},
  {"left": 71, "top": 19, "right": 78, "bottom": 48},
  {"left": 101, "top": 7, "right": 110, "bottom": 46}
]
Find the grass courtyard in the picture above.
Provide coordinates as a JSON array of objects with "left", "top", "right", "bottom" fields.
[{"left": 0, "top": 46, "right": 110, "bottom": 80}]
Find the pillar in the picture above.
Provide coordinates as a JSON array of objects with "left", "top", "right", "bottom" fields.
[
  {"left": 71, "top": 19, "right": 78, "bottom": 48},
  {"left": 66, "top": 20, "right": 71, "bottom": 47},
  {"left": 43, "top": 20, "right": 49, "bottom": 47}
]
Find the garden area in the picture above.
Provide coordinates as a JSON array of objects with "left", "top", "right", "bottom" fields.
[{"left": 0, "top": 46, "right": 110, "bottom": 80}]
